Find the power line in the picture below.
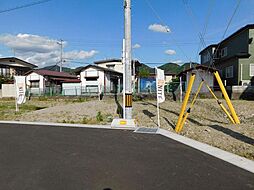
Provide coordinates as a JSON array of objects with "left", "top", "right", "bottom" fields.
[
  {"left": 144, "top": 0, "right": 192, "bottom": 62},
  {"left": 0, "top": 0, "right": 53, "bottom": 14},
  {"left": 182, "top": 0, "right": 215, "bottom": 62},
  {"left": 211, "top": 0, "right": 242, "bottom": 66}
]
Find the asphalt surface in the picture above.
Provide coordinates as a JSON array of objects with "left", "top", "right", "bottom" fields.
[{"left": 0, "top": 123, "right": 253, "bottom": 190}]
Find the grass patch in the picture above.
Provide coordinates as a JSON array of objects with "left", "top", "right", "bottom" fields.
[
  {"left": 38, "top": 96, "right": 49, "bottom": 101},
  {"left": 71, "top": 97, "right": 87, "bottom": 103},
  {"left": 0, "top": 101, "right": 47, "bottom": 120}
]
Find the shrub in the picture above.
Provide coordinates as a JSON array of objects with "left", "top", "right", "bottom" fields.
[{"left": 96, "top": 111, "right": 103, "bottom": 122}]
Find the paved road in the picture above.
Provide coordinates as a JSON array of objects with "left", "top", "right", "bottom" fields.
[{"left": 0, "top": 123, "right": 253, "bottom": 190}]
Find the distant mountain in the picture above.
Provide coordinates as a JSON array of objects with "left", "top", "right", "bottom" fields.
[
  {"left": 179, "top": 62, "right": 199, "bottom": 72},
  {"left": 159, "top": 62, "right": 199, "bottom": 74},
  {"left": 139, "top": 63, "right": 154, "bottom": 72},
  {"left": 158, "top": 63, "right": 180, "bottom": 74},
  {"left": 139, "top": 62, "right": 200, "bottom": 76},
  {"left": 40, "top": 65, "right": 75, "bottom": 74}
]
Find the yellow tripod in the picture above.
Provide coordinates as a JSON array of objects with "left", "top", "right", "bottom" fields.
[{"left": 175, "top": 71, "right": 240, "bottom": 133}]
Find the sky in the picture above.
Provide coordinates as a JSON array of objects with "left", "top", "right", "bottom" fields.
[{"left": 0, "top": 0, "right": 253, "bottom": 68}]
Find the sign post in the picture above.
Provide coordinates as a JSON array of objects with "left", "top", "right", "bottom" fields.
[
  {"left": 156, "top": 67, "right": 165, "bottom": 128},
  {"left": 14, "top": 76, "right": 27, "bottom": 112}
]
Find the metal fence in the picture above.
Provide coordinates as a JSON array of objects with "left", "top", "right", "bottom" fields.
[
  {"left": 26, "top": 82, "right": 185, "bottom": 97},
  {"left": 28, "top": 85, "right": 124, "bottom": 97}
]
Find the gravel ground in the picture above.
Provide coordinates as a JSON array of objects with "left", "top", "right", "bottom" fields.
[{"left": 12, "top": 97, "right": 254, "bottom": 160}]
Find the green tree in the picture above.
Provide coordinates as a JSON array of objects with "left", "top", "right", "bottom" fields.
[{"left": 139, "top": 67, "right": 150, "bottom": 77}]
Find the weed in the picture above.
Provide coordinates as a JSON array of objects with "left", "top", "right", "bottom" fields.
[
  {"left": 74, "top": 97, "right": 87, "bottom": 103},
  {"left": 38, "top": 96, "right": 49, "bottom": 101},
  {"left": 105, "top": 114, "right": 113, "bottom": 122},
  {"left": 96, "top": 111, "right": 103, "bottom": 122}
]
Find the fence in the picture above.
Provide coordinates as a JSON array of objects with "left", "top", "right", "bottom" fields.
[{"left": 27, "top": 85, "right": 123, "bottom": 97}]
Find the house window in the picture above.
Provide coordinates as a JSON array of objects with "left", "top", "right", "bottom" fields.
[
  {"left": 0, "top": 68, "right": 10, "bottom": 77},
  {"left": 85, "top": 85, "right": 98, "bottom": 92},
  {"left": 30, "top": 81, "right": 39, "bottom": 88},
  {"left": 106, "top": 64, "right": 115, "bottom": 69},
  {"left": 85, "top": 70, "right": 99, "bottom": 77},
  {"left": 220, "top": 47, "right": 227, "bottom": 58},
  {"left": 226, "top": 66, "right": 233, "bottom": 78},
  {"left": 4, "top": 68, "right": 10, "bottom": 77},
  {"left": 250, "top": 64, "right": 254, "bottom": 76},
  {"left": 203, "top": 52, "right": 211, "bottom": 63},
  {"left": 85, "top": 77, "right": 98, "bottom": 81}
]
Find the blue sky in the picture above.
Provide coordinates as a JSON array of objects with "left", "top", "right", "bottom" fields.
[{"left": 0, "top": 0, "right": 253, "bottom": 68}]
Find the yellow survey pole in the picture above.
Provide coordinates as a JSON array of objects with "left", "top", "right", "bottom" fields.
[
  {"left": 214, "top": 71, "right": 240, "bottom": 124},
  {"left": 178, "top": 81, "right": 204, "bottom": 132},
  {"left": 175, "top": 73, "right": 196, "bottom": 132},
  {"left": 205, "top": 82, "right": 235, "bottom": 124}
]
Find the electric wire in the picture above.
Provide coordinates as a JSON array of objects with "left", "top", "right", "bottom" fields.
[
  {"left": 0, "top": 0, "right": 53, "bottom": 14},
  {"left": 211, "top": 0, "right": 242, "bottom": 67},
  {"left": 144, "top": 0, "right": 191, "bottom": 62}
]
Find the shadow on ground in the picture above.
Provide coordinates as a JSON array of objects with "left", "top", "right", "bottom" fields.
[
  {"left": 141, "top": 101, "right": 203, "bottom": 126},
  {"left": 209, "top": 125, "right": 254, "bottom": 146},
  {"left": 114, "top": 93, "right": 123, "bottom": 117},
  {"left": 162, "top": 116, "right": 175, "bottom": 130}
]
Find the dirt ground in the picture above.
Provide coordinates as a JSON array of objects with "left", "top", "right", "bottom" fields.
[{"left": 1, "top": 96, "right": 254, "bottom": 160}]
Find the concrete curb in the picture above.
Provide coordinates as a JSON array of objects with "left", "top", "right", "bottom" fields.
[
  {"left": 158, "top": 128, "right": 254, "bottom": 174},
  {"left": 0, "top": 120, "right": 134, "bottom": 130}
]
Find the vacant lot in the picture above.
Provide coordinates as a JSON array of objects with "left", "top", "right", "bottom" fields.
[{"left": 0, "top": 96, "right": 253, "bottom": 160}]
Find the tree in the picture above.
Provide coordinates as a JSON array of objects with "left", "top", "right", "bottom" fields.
[{"left": 138, "top": 67, "right": 150, "bottom": 77}]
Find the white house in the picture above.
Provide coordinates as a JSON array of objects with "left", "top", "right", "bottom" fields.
[
  {"left": 94, "top": 59, "right": 124, "bottom": 73},
  {"left": 76, "top": 65, "right": 123, "bottom": 94},
  {"left": 178, "top": 65, "right": 216, "bottom": 93},
  {"left": 94, "top": 58, "right": 141, "bottom": 76},
  {"left": 25, "top": 70, "right": 80, "bottom": 95}
]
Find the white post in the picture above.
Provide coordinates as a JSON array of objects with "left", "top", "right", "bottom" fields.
[
  {"left": 57, "top": 39, "right": 63, "bottom": 72},
  {"left": 14, "top": 77, "right": 19, "bottom": 112},
  {"left": 156, "top": 67, "right": 160, "bottom": 128},
  {"left": 157, "top": 97, "right": 160, "bottom": 128},
  {"left": 124, "top": 0, "right": 132, "bottom": 119},
  {"left": 122, "top": 39, "right": 126, "bottom": 119},
  {"left": 240, "top": 64, "right": 243, "bottom": 84},
  {"left": 179, "top": 76, "right": 183, "bottom": 102}
]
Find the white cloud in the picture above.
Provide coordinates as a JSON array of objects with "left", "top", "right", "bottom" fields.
[
  {"left": 0, "top": 33, "right": 61, "bottom": 53},
  {"left": 64, "top": 50, "right": 98, "bottom": 60},
  {"left": 165, "top": 49, "right": 176, "bottom": 55},
  {"left": 172, "top": 60, "right": 183, "bottom": 64},
  {"left": 148, "top": 24, "right": 171, "bottom": 33},
  {"left": 132, "top": 43, "right": 141, "bottom": 49},
  {"left": 0, "top": 33, "right": 98, "bottom": 67}
]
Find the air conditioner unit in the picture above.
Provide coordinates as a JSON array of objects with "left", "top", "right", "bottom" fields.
[{"left": 241, "top": 80, "right": 251, "bottom": 86}]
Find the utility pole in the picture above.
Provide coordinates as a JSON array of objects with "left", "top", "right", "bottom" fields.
[
  {"left": 57, "top": 39, "right": 63, "bottom": 72},
  {"left": 124, "top": 0, "right": 132, "bottom": 119},
  {"left": 111, "top": 0, "right": 136, "bottom": 128}
]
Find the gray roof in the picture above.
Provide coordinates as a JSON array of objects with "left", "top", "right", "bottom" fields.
[
  {"left": 0, "top": 57, "right": 37, "bottom": 68},
  {"left": 75, "top": 64, "right": 123, "bottom": 75}
]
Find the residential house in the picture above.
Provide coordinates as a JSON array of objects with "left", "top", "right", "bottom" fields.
[
  {"left": 200, "top": 24, "right": 254, "bottom": 86},
  {"left": 94, "top": 58, "right": 141, "bottom": 77},
  {"left": 177, "top": 65, "right": 217, "bottom": 93},
  {"left": 76, "top": 65, "right": 123, "bottom": 94},
  {"left": 25, "top": 70, "right": 80, "bottom": 95},
  {"left": 0, "top": 57, "right": 37, "bottom": 77}
]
